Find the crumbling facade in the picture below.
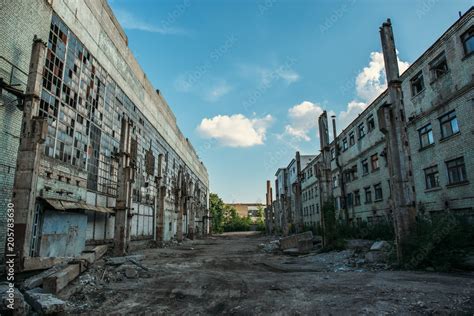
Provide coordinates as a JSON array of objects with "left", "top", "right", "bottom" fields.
[
  {"left": 272, "top": 8, "right": 473, "bottom": 233},
  {"left": 0, "top": 0, "right": 209, "bottom": 269}
]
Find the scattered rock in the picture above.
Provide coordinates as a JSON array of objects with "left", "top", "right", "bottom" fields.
[
  {"left": 0, "top": 282, "right": 30, "bottom": 315},
  {"left": 24, "top": 288, "right": 65, "bottom": 314},
  {"left": 106, "top": 255, "right": 145, "bottom": 266},
  {"left": 370, "top": 241, "right": 391, "bottom": 252},
  {"left": 125, "top": 267, "right": 138, "bottom": 279}
]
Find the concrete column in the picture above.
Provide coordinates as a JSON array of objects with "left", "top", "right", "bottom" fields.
[
  {"left": 379, "top": 19, "right": 416, "bottom": 261},
  {"left": 154, "top": 154, "right": 165, "bottom": 242},
  {"left": 317, "top": 111, "right": 334, "bottom": 246},
  {"left": 12, "top": 38, "right": 47, "bottom": 269},
  {"left": 114, "top": 117, "right": 133, "bottom": 256},
  {"left": 176, "top": 168, "right": 184, "bottom": 241}
]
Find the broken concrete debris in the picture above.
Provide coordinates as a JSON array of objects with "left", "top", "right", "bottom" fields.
[
  {"left": 0, "top": 282, "right": 31, "bottom": 315},
  {"left": 279, "top": 231, "right": 313, "bottom": 250},
  {"left": 24, "top": 288, "right": 65, "bottom": 315}
]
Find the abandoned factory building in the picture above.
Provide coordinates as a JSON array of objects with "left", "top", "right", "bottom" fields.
[
  {"left": 0, "top": 0, "right": 209, "bottom": 268},
  {"left": 268, "top": 8, "right": 474, "bottom": 234}
]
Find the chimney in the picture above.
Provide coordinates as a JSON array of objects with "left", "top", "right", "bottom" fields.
[
  {"left": 331, "top": 115, "right": 337, "bottom": 144},
  {"left": 380, "top": 19, "right": 400, "bottom": 84},
  {"left": 318, "top": 111, "right": 330, "bottom": 150}
]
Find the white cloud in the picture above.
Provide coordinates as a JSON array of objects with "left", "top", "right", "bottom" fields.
[
  {"left": 114, "top": 9, "right": 188, "bottom": 35},
  {"left": 355, "top": 51, "right": 410, "bottom": 103},
  {"left": 337, "top": 101, "right": 367, "bottom": 130},
  {"left": 204, "top": 81, "right": 232, "bottom": 102},
  {"left": 283, "top": 101, "right": 324, "bottom": 141},
  {"left": 197, "top": 114, "right": 273, "bottom": 147},
  {"left": 281, "top": 52, "right": 410, "bottom": 137},
  {"left": 335, "top": 51, "right": 410, "bottom": 131},
  {"left": 238, "top": 63, "right": 300, "bottom": 86}
]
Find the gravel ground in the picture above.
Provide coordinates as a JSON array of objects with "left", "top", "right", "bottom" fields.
[{"left": 60, "top": 232, "right": 474, "bottom": 315}]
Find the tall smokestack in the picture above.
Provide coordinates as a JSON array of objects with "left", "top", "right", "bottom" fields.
[
  {"left": 318, "top": 111, "right": 330, "bottom": 150},
  {"left": 380, "top": 19, "right": 399, "bottom": 83},
  {"left": 331, "top": 115, "right": 337, "bottom": 144}
]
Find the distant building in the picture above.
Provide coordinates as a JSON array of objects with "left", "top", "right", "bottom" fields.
[{"left": 226, "top": 203, "right": 264, "bottom": 222}]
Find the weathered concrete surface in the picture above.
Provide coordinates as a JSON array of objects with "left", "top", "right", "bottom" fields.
[
  {"left": 279, "top": 231, "right": 313, "bottom": 250},
  {"left": 59, "top": 232, "right": 474, "bottom": 315},
  {"left": 24, "top": 288, "right": 65, "bottom": 314},
  {"left": 0, "top": 282, "right": 30, "bottom": 315},
  {"left": 43, "top": 264, "right": 81, "bottom": 294}
]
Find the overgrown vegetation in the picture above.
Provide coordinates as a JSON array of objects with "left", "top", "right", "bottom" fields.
[
  {"left": 401, "top": 213, "right": 474, "bottom": 271},
  {"left": 209, "top": 192, "right": 260, "bottom": 233}
]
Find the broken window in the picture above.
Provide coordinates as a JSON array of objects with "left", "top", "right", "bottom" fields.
[
  {"left": 358, "top": 123, "right": 365, "bottom": 139},
  {"left": 370, "top": 154, "right": 379, "bottom": 171},
  {"left": 430, "top": 52, "right": 448, "bottom": 80},
  {"left": 347, "top": 193, "right": 353, "bottom": 208},
  {"left": 446, "top": 157, "right": 467, "bottom": 185},
  {"left": 461, "top": 26, "right": 474, "bottom": 56},
  {"left": 362, "top": 159, "right": 369, "bottom": 175},
  {"left": 349, "top": 131, "right": 355, "bottom": 146},
  {"left": 354, "top": 190, "right": 361, "bottom": 206},
  {"left": 424, "top": 165, "right": 440, "bottom": 189},
  {"left": 331, "top": 148, "right": 335, "bottom": 160},
  {"left": 410, "top": 71, "right": 425, "bottom": 96},
  {"left": 439, "top": 110, "right": 459, "bottom": 139},
  {"left": 364, "top": 187, "right": 372, "bottom": 204},
  {"left": 342, "top": 137, "right": 348, "bottom": 151},
  {"left": 418, "top": 123, "right": 434, "bottom": 148},
  {"left": 367, "top": 115, "right": 375, "bottom": 132},
  {"left": 374, "top": 183, "right": 383, "bottom": 201}
]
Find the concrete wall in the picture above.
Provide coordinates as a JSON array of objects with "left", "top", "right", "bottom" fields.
[
  {"left": 402, "top": 10, "right": 474, "bottom": 216},
  {"left": 272, "top": 8, "right": 474, "bottom": 232},
  {"left": 0, "top": 0, "right": 52, "bottom": 262},
  {"left": 0, "top": 0, "right": 209, "bottom": 259}
]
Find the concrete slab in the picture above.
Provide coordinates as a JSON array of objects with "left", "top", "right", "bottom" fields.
[{"left": 280, "top": 231, "right": 313, "bottom": 250}]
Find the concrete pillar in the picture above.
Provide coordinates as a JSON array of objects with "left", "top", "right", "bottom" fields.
[
  {"left": 114, "top": 117, "right": 134, "bottom": 256},
  {"left": 332, "top": 116, "right": 348, "bottom": 223},
  {"left": 317, "top": 111, "right": 334, "bottom": 246},
  {"left": 379, "top": 19, "right": 416, "bottom": 261},
  {"left": 176, "top": 169, "right": 184, "bottom": 241},
  {"left": 12, "top": 38, "right": 48, "bottom": 269},
  {"left": 154, "top": 154, "right": 165, "bottom": 242}
]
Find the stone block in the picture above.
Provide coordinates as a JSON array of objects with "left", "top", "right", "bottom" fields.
[
  {"left": 24, "top": 288, "right": 65, "bottom": 314},
  {"left": 279, "top": 231, "right": 313, "bottom": 250}
]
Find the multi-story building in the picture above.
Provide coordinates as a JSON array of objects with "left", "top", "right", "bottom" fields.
[
  {"left": 0, "top": 0, "right": 209, "bottom": 268},
  {"left": 301, "top": 157, "right": 321, "bottom": 229},
  {"left": 271, "top": 7, "right": 473, "bottom": 234}
]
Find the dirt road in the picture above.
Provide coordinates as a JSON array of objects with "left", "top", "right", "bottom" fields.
[{"left": 63, "top": 232, "right": 474, "bottom": 315}]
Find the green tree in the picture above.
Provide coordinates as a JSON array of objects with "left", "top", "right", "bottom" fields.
[{"left": 209, "top": 193, "right": 225, "bottom": 233}]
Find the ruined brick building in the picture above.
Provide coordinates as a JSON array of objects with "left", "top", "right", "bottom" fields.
[
  {"left": 0, "top": 0, "right": 209, "bottom": 268},
  {"left": 269, "top": 7, "right": 473, "bottom": 234}
]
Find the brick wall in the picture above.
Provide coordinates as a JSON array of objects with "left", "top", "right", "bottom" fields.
[{"left": 0, "top": 0, "right": 52, "bottom": 261}]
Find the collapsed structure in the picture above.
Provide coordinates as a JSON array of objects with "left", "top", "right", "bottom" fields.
[
  {"left": 0, "top": 0, "right": 209, "bottom": 270},
  {"left": 267, "top": 8, "right": 473, "bottom": 236}
]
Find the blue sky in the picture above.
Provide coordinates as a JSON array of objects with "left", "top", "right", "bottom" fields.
[{"left": 109, "top": 0, "right": 471, "bottom": 203}]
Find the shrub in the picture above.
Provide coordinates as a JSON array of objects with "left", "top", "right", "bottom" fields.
[{"left": 401, "top": 213, "right": 474, "bottom": 271}]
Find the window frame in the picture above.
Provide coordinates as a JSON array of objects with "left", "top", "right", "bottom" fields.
[
  {"left": 364, "top": 187, "right": 372, "bottom": 204},
  {"left": 461, "top": 26, "right": 474, "bottom": 57},
  {"left": 446, "top": 157, "right": 467, "bottom": 185},
  {"left": 439, "top": 110, "right": 460, "bottom": 139},
  {"left": 418, "top": 123, "right": 434, "bottom": 148},
  {"left": 424, "top": 165, "right": 440, "bottom": 190},
  {"left": 410, "top": 71, "right": 425, "bottom": 97},
  {"left": 374, "top": 183, "right": 383, "bottom": 201},
  {"left": 370, "top": 153, "right": 379, "bottom": 171},
  {"left": 358, "top": 123, "right": 365, "bottom": 139},
  {"left": 429, "top": 52, "right": 449, "bottom": 81}
]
